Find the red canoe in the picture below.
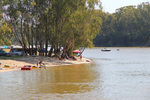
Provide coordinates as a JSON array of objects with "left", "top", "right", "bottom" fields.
[{"left": 21, "top": 65, "right": 32, "bottom": 70}]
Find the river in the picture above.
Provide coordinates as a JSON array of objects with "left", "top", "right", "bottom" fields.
[{"left": 0, "top": 47, "right": 150, "bottom": 100}]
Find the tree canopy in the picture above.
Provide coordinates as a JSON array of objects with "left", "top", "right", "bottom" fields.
[
  {"left": 0, "top": 10, "right": 12, "bottom": 45},
  {"left": 0, "top": 0, "right": 103, "bottom": 56},
  {"left": 94, "top": 2, "right": 150, "bottom": 47}
]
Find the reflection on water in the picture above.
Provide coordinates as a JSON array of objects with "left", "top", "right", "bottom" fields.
[
  {"left": 0, "top": 64, "right": 100, "bottom": 100},
  {"left": 84, "top": 48, "right": 150, "bottom": 100},
  {"left": 1, "top": 48, "right": 150, "bottom": 100}
]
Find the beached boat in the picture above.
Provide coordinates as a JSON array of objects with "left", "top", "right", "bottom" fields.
[
  {"left": 4, "top": 65, "right": 10, "bottom": 68},
  {"left": 21, "top": 65, "right": 32, "bottom": 70},
  {"left": 32, "top": 66, "right": 38, "bottom": 69}
]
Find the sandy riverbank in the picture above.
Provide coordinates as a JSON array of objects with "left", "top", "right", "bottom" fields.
[{"left": 0, "top": 56, "right": 91, "bottom": 73}]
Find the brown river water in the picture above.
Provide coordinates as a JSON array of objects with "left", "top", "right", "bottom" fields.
[{"left": 1, "top": 47, "right": 150, "bottom": 100}]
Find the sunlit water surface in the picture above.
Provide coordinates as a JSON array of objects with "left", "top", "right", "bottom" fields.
[{"left": 1, "top": 48, "right": 150, "bottom": 100}]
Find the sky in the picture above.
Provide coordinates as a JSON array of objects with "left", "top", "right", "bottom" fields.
[{"left": 100, "top": 0, "right": 150, "bottom": 13}]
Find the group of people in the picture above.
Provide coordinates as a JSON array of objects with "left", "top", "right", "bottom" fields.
[{"left": 56, "top": 52, "right": 83, "bottom": 61}]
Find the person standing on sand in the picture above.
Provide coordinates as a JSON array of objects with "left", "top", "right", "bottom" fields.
[
  {"left": 0, "top": 63, "right": 2, "bottom": 70},
  {"left": 80, "top": 55, "right": 82, "bottom": 61}
]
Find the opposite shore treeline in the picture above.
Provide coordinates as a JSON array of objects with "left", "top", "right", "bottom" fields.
[
  {"left": 0, "top": 0, "right": 102, "bottom": 56},
  {"left": 94, "top": 2, "right": 150, "bottom": 47}
]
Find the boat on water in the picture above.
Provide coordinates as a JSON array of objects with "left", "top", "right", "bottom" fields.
[
  {"left": 21, "top": 65, "right": 32, "bottom": 70},
  {"left": 86, "top": 59, "right": 91, "bottom": 62},
  {"left": 101, "top": 48, "right": 111, "bottom": 52}
]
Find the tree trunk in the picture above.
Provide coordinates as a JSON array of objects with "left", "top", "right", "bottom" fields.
[
  {"left": 45, "top": 40, "right": 48, "bottom": 56},
  {"left": 48, "top": 44, "right": 54, "bottom": 57},
  {"left": 20, "top": 16, "right": 27, "bottom": 52}
]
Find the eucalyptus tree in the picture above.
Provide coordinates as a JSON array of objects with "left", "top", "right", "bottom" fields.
[
  {"left": 1, "top": 0, "right": 103, "bottom": 56},
  {"left": 2, "top": 0, "right": 29, "bottom": 50},
  {"left": 135, "top": 2, "right": 150, "bottom": 45},
  {"left": 94, "top": 2, "right": 150, "bottom": 47},
  {"left": 35, "top": 0, "right": 103, "bottom": 56},
  {"left": 2, "top": 0, "right": 40, "bottom": 54},
  {"left": 115, "top": 6, "right": 137, "bottom": 46},
  {"left": 0, "top": 14, "right": 12, "bottom": 45},
  {"left": 55, "top": 0, "right": 103, "bottom": 55}
]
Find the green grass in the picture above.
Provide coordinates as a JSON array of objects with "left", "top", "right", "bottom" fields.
[{"left": 0, "top": 56, "right": 23, "bottom": 59}]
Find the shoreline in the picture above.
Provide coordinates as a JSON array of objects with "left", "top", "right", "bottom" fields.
[{"left": 0, "top": 56, "right": 91, "bottom": 73}]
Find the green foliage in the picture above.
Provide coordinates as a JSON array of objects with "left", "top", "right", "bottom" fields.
[
  {"left": 0, "top": 18, "right": 12, "bottom": 45},
  {"left": 1, "top": 0, "right": 103, "bottom": 56},
  {"left": 94, "top": 2, "right": 150, "bottom": 47}
]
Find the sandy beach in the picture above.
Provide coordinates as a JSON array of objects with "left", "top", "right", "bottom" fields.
[{"left": 0, "top": 56, "right": 91, "bottom": 73}]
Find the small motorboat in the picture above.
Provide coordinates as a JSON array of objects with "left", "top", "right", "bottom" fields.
[
  {"left": 86, "top": 59, "right": 91, "bottom": 62},
  {"left": 21, "top": 65, "right": 32, "bottom": 70},
  {"left": 101, "top": 48, "right": 111, "bottom": 52}
]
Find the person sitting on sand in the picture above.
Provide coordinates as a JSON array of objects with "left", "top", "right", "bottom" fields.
[
  {"left": 39, "top": 61, "right": 43, "bottom": 66},
  {"left": 80, "top": 55, "right": 82, "bottom": 61},
  {"left": 68, "top": 56, "right": 77, "bottom": 61},
  {"left": 37, "top": 61, "right": 46, "bottom": 69},
  {"left": 57, "top": 54, "right": 65, "bottom": 61}
]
